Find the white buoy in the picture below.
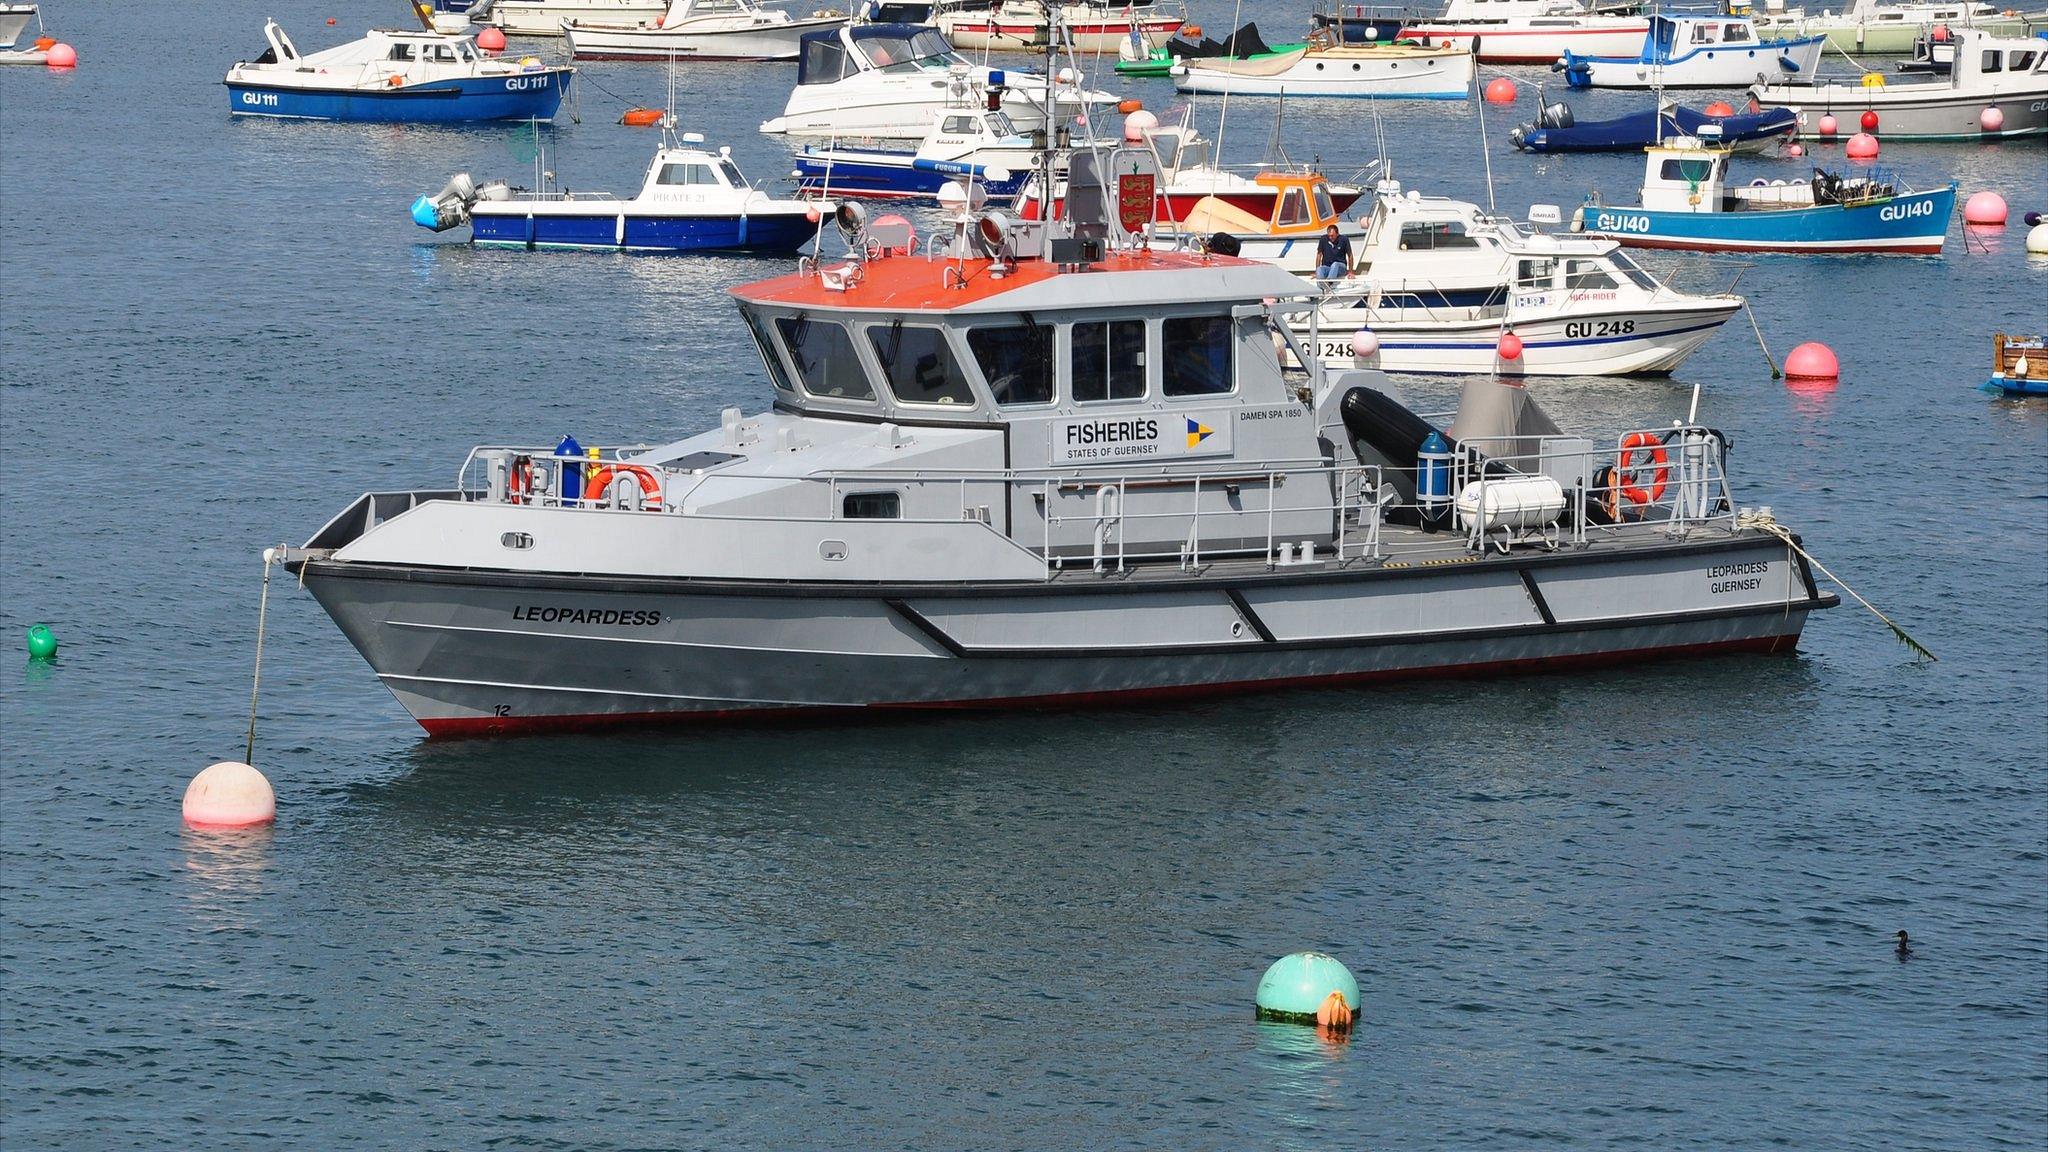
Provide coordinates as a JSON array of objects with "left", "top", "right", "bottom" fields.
[
  {"left": 183, "top": 762, "right": 276, "bottom": 829},
  {"left": 2027, "top": 223, "right": 2048, "bottom": 255}
]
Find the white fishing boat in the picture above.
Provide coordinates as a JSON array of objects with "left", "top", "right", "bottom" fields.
[
  {"left": 0, "top": 3, "right": 37, "bottom": 50},
  {"left": 936, "top": 0, "right": 1183, "bottom": 52},
  {"left": 1297, "top": 182, "right": 1742, "bottom": 377},
  {"left": 760, "top": 21, "right": 1110, "bottom": 138},
  {"left": 280, "top": 143, "right": 1837, "bottom": 736},
  {"left": 223, "top": 20, "right": 573, "bottom": 122},
  {"left": 1560, "top": 13, "right": 1825, "bottom": 88},
  {"left": 1748, "top": 0, "right": 2047, "bottom": 54},
  {"left": 565, "top": 0, "right": 849, "bottom": 59},
  {"left": 469, "top": 0, "right": 668, "bottom": 37},
  {"left": 1398, "top": 0, "right": 1651, "bottom": 64},
  {"left": 1751, "top": 28, "right": 2047, "bottom": 138},
  {"left": 1173, "top": 38, "right": 1475, "bottom": 98}
]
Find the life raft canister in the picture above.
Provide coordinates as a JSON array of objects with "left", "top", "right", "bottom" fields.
[{"left": 584, "top": 463, "right": 663, "bottom": 511}]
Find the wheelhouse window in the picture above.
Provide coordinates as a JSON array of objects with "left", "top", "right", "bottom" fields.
[
  {"left": 1981, "top": 49, "right": 2002, "bottom": 72},
  {"left": 718, "top": 158, "right": 749, "bottom": 188},
  {"left": 2008, "top": 49, "right": 2037, "bottom": 71},
  {"left": 1659, "top": 158, "right": 1716, "bottom": 182},
  {"left": 869, "top": 324, "right": 976, "bottom": 406},
  {"left": 658, "top": 162, "right": 721, "bottom": 186},
  {"left": 1565, "top": 259, "right": 1618, "bottom": 290},
  {"left": 1071, "top": 320, "right": 1146, "bottom": 402},
  {"left": 1312, "top": 183, "right": 1335, "bottom": 221},
  {"left": 842, "top": 491, "right": 901, "bottom": 519},
  {"left": 388, "top": 43, "right": 415, "bottom": 60},
  {"left": 1609, "top": 252, "right": 1660, "bottom": 290},
  {"left": 1516, "top": 258, "right": 1556, "bottom": 286},
  {"left": 799, "top": 36, "right": 850, "bottom": 84},
  {"left": 941, "top": 114, "right": 978, "bottom": 134},
  {"left": 1399, "top": 221, "right": 1480, "bottom": 250},
  {"left": 1161, "top": 316, "right": 1235, "bottom": 397},
  {"left": 776, "top": 317, "right": 875, "bottom": 401},
  {"left": 741, "top": 307, "right": 795, "bottom": 394},
  {"left": 967, "top": 322, "right": 1055, "bottom": 406},
  {"left": 1722, "top": 23, "right": 1750, "bottom": 41},
  {"left": 1276, "top": 188, "right": 1309, "bottom": 227}
]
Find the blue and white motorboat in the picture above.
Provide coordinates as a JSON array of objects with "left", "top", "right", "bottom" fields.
[
  {"left": 1559, "top": 14, "right": 1824, "bottom": 88},
  {"left": 1510, "top": 99, "right": 1799, "bottom": 152},
  {"left": 792, "top": 103, "right": 1036, "bottom": 203},
  {"left": 1574, "top": 135, "right": 1956, "bottom": 254},
  {"left": 224, "top": 20, "right": 572, "bottom": 123},
  {"left": 412, "top": 128, "right": 823, "bottom": 254}
]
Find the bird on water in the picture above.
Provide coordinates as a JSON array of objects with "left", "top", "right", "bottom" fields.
[{"left": 1896, "top": 930, "right": 1913, "bottom": 960}]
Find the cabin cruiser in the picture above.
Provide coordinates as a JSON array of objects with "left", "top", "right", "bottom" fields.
[
  {"left": 280, "top": 148, "right": 1835, "bottom": 735},
  {"left": 1747, "top": 0, "right": 2046, "bottom": 54},
  {"left": 223, "top": 20, "right": 573, "bottom": 122},
  {"left": 1297, "top": 182, "right": 1742, "bottom": 376},
  {"left": 564, "top": 0, "right": 850, "bottom": 61},
  {"left": 760, "top": 23, "right": 1111, "bottom": 138},
  {"left": 1751, "top": 29, "right": 2047, "bottom": 139},
  {"left": 1560, "top": 14, "right": 1824, "bottom": 88},
  {"left": 936, "top": 0, "right": 1184, "bottom": 51},
  {"left": 1398, "top": 0, "right": 1650, "bottom": 64},
  {"left": 464, "top": 0, "right": 668, "bottom": 37},
  {"left": 411, "top": 127, "right": 821, "bottom": 253},
  {"left": 793, "top": 102, "right": 1038, "bottom": 202}
]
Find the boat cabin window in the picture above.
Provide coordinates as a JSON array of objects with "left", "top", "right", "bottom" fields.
[
  {"left": 389, "top": 43, "right": 415, "bottom": 61},
  {"left": 858, "top": 29, "right": 958, "bottom": 72},
  {"left": 1399, "top": 221, "right": 1480, "bottom": 250},
  {"left": 800, "top": 37, "right": 851, "bottom": 84},
  {"left": 659, "top": 162, "right": 722, "bottom": 186},
  {"left": 2008, "top": 50, "right": 2037, "bottom": 71},
  {"left": 430, "top": 44, "right": 458, "bottom": 62},
  {"left": 1565, "top": 259, "right": 1618, "bottom": 290},
  {"left": 719, "top": 158, "right": 749, "bottom": 188},
  {"left": 985, "top": 110, "right": 1018, "bottom": 136},
  {"left": 1312, "top": 183, "right": 1335, "bottom": 221},
  {"left": 776, "top": 317, "right": 876, "bottom": 401},
  {"left": 967, "top": 323, "right": 1055, "bottom": 406},
  {"left": 1161, "top": 316, "right": 1235, "bottom": 397},
  {"left": 1516, "top": 258, "right": 1556, "bottom": 286},
  {"left": 1690, "top": 22, "right": 1716, "bottom": 42},
  {"left": 1981, "top": 49, "right": 2001, "bottom": 72},
  {"left": 1722, "top": 23, "right": 1750, "bottom": 42},
  {"left": 1276, "top": 188, "right": 1309, "bottom": 227},
  {"left": 842, "top": 491, "right": 901, "bottom": 519},
  {"left": 1659, "top": 157, "right": 1716, "bottom": 183},
  {"left": 941, "top": 115, "right": 979, "bottom": 134},
  {"left": 869, "top": 324, "right": 977, "bottom": 407},
  {"left": 741, "top": 307, "right": 796, "bottom": 394},
  {"left": 1609, "top": 252, "right": 1659, "bottom": 290},
  {"left": 1071, "top": 320, "right": 1146, "bottom": 402}
]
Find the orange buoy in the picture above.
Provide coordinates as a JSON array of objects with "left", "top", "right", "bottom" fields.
[
  {"left": 1703, "top": 100, "right": 1735, "bottom": 117},
  {"left": 620, "top": 107, "right": 664, "bottom": 127},
  {"left": 327, "top": 16, "right": 338, "bottom": 24},
  {"left": 1182, "top": 23, "right": 1201, "bottom": 36},
  {"left": 33, "top": 35, "right": 54, "bottom": 50},
  {"left": 1483, "top": 76, "right": 1516, "bottom": 103},
  {"left": 1116, "top": 97, "right": 1143, "bottom": 115},
  {"left": 388, "top": 74, "right": 405, "bottom": 86}
]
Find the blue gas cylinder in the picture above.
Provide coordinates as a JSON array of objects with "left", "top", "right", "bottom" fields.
[
  {"left": 556, "top": 434, "right": 583, "bottom": 503},
  {"left": 1418, "top": 431, "right": 1451, "bottom": 509}
]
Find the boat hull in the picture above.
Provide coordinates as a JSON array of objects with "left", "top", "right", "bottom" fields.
[
  {"left": 468, "top": 206, "right": 818, "bottom": 252},
  {"left": 299, "top": 538, "right": 1829, "bottom": 736},
  {"left": 1755, "top": 15, "right": 2044, "bottom": 54},
  {"left": 1581, "top": 185, "right": 1957, "bottom": 254},
  {"left": 1300, "top": 301, "right": 1742, "bottom": 376},
  {"left": 224, "top": 72, "right": 570, "bottom": 122},
  {"left": 565, "top": 15, "right": 847, "bottom": 61},
  {"left": 1756, "top": 83, "right": 2048, "bottom": 140},
  {"left": 792, "top": 150, "right": 1033, "bottom": 202},
  {"left": 1175, "top": 48, "right": 1474, "bottom": 98},
  {"left": 944, "top": 14, "right": 1180, "bottom": 52},
  {"left": 1562, "top": 36, "right": 1826, "bottom": 88},
  {"left": 490, "top": 0, "right": 668, "bottom": 36},
  {"left": 1397, "top": 22, "right": 1649, "bottom": 63}
]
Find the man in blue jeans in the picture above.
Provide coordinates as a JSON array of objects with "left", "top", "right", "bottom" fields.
[{"left": 1315, "top": 223, "right": 1351, "bottom": 283}]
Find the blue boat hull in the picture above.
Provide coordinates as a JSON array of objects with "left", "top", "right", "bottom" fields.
[
  {"left": 1987, "top": 376, "right": 2048, "bottom": 396},
  {"left": 1582, "top": 185, "right": 1956, "bottom": 255},
  {"left": 468, "top": 209, "right": 817, "bottom": 253},
  {"left": 791, "top": 153, "right": 1029, "bottom": 203},
  {"left": 225, "top": 72, "right": 569, "bottom": 123},
  {"left": 1516, "top": 106, "right": 1798, "bottom": 153}
]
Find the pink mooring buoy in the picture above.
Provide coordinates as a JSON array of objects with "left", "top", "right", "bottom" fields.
[
  {"left": 477, "top": 26, "right": 508, "bottom": 52},
  {"left": 1350, "top": 328, "right": 1379, "bottom": 358},
  {"left": 1483, "top": 76, "right": 1516, "bottom": 104},
  {"left": 1980, "top": 106, "right": 2005, "bottom": 132},
  {"left": 1963, "top": 191, "right": 2008, "bottom": 226},
  {"left": 1784, "top": 341, "right": 1839, "bottom": 381},
  {"left": 182, "top": 762, "right": 277, "bottom": 830},
  {"left": 1817, "top": 113, "right": 1838, "bottom": 137},
  {"left": 45, "top": 42, "right": 77, "bottom": 68},
  {"left": 1786, "top": 143, "right": 1805, "bottom": 157},
  {"left": 1497, "top": 331, "right": 1523, "bottom": 361},
  {"left": 1845, "top": 131, "right": 1879, "bottom": 159}
]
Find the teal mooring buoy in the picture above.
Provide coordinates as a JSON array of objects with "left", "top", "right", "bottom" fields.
[
  {"left": 1254, "top": 951, "right": 1359, "bottom": 1025},
  {"left": 26, "top": 624, "right": 57, "bottom": 662}
]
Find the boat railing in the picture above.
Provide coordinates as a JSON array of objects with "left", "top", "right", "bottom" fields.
[
  {"left": 1322, "top": 275, "right": 1508, "bottom": 324},
  {"left": 453, "top": 430, "right": 1738, "bottom": 577}
]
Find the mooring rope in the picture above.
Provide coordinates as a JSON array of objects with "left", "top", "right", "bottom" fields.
[
  {"left": 246, "top": 547, "right": 280, "bottom": 765},
  {"left": 1734, "top": 508, "right": 1937, "bottom": 661}
]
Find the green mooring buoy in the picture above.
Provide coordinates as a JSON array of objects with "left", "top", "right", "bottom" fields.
[
  {"left": 26, "top": 624, "right": 57, "bottom": 662},
  {"left": 1254, "top": 951, "right": 1359, "bottom": 1025}
]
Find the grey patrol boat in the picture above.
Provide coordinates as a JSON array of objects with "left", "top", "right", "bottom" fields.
[{"left": 285, "top": 157, "right": 1836, "bottom": 736}]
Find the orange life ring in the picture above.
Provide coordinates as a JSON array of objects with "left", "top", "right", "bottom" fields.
[
  {"left": 506, "top": 455, "right": 535, "bottom": 505},
  {"left": 584, "top": 463, "right": 662, "bottom": 511},
  {"left": 1615, "top": 431, "right": 1670, "bottom": 508}
]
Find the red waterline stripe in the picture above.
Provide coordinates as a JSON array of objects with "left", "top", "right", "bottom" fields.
[{"left": 414, "top": 633, "right": 1797, "bottom": 739}]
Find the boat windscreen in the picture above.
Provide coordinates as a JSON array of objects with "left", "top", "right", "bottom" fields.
[
  {"left": 741, "top": 307, "right": 796, "bottom": 394},
  {"left": 777, "top": 317, "right": 876, "bottom": 401},
  {"left": 859, "top": 29, "right": 960, "bottom": 72},
  {"left": 1609, "top": 252, "right": 1659, "bottom": 290},
  {"left": 869, "top": 324, "right": 977, "bottom": 407},
  {"left": 967, "top": 323, "right": 1054, "bottom": 407},
  {"left": 799, "top": 36, "right": 851, "bottom": 84}
]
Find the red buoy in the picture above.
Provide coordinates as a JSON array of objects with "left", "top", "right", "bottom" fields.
[
  {"left": 1703, "top": 100, "right": 1735, "bottom": 118},
  {"left": 1860, "top": 109, "right": 1879, "bottom": 132},
  {"left": 1483, "top": 76, "right": 1516, "bottom": 104},
  {"left": 477, "top": 26, "right": 508, "bottom": 52},
  {"left": 1497, "top": 331, "right": 1524, "bottom": 361}
]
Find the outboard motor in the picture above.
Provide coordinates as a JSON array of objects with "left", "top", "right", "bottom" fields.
[
  {"left": 1538, "top": 101, "right": 1573, "bottom": 129},
  {"left": 410, "top": 172, "right": 481, "bottom": 232},
  {"left": 1508, "top": 124, "right": 1529, "bottom": 150}
]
